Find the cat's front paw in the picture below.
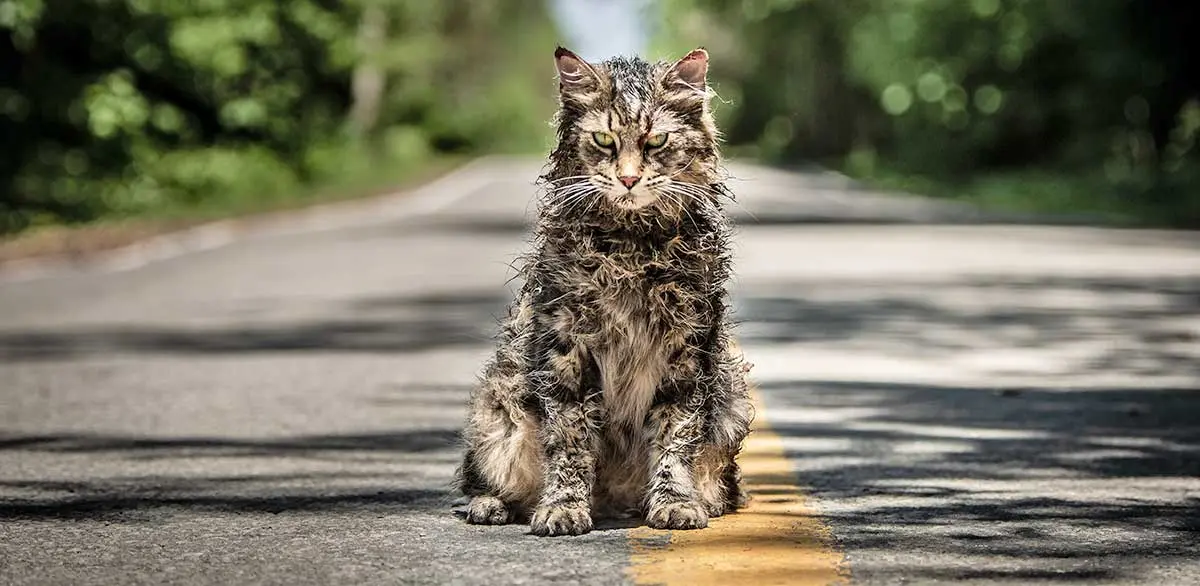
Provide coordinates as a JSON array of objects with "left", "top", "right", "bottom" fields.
[
  {"left": 465, "top": 496, "right": 511, "bottom": 525},
  {"left": 529, "top": 502, "right": 593, "bottom": 536},
  {"left": 704, "top": 500, "right": 726, "bottom": 518},
  {"left": 646, "top": 501, "right": 709, "bottom": 530}
]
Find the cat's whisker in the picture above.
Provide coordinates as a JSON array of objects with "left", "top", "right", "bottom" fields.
[
  {"left": 552, "top": 181, "right": 596, "bottom": 195},
  {"left": 554, "top": 184, "right": 592, "bottom": 198},
  {"left": 657, "top": 182, "right": 696, "bottom": 210},
  {"left": 676, "top": 181, "right": 756, "bottom": 220},
  {"left": 582, "top": 192, "right": 603, "bottom": 216},
  {"left": 669, "top": 154, "right": 702, "bottom": 178},
  {"left": 544, "top": 186, "right": 589, "bottom": 208},
  {"left": 552, "top": 184, "right": 602, "bottom": 215},
  {"left": 661, "top": 183, "right": 710, "bottom": 206},
  {"left": 666, "top": 182, "right": 735, "bottom": 218},
  {"left": 553, "top": 179, "right": 588, "bottom": 188},
  {"left": 549, "top": 174, "right": 593, "bottom": 185},
  {"left": 677, "top": 195, "right": 700, "bottom": 228},
  {"left": 660, "top": 187, "right": 704, "bottom": 227}
]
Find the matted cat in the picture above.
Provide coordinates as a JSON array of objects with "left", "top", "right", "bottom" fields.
[{"left": 454, "top": 46, "right": 754, "bottom": 537}]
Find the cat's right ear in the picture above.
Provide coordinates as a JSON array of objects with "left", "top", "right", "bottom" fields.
[{"left": 555, "top": 46, "right": 601, "bottom": 99}]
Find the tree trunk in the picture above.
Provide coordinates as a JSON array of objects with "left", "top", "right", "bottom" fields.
[{"left": 349, "top": 2, "right": 388, "bottom": 140}]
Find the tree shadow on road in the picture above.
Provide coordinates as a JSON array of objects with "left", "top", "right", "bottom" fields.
[
  {"left": 0, "top": 379, "right": 476, "bottom": 521},
  {"left": 0, "top": 290, "right": 514, "bottom": 361},
  {"left": 734, "top": 273, "right": 1200, "bottom": 582},
  {"left": 0, "top": 427, "right": 466, "bottom": 520},
  {"left": 752, "top": 380, "right": 1200, "bottom": 582},
  {"left": 0, "top": 290, "right": 505, "bottom": 522},
  {"left": 2, "top": 266, "right": 1198, "bottom": 579},
  {"left": 0, "top": 427, "right": 462, "bottom": 456},
  {"left": 0, "top": 483, "right": 449, "bottom": 520},
  {"left": 735, "top": 274, "right": 1200, "bottom": 381}
]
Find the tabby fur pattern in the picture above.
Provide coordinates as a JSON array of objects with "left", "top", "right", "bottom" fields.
[{"left": 454, "top": 46, "right": 754, "bottom": 537}]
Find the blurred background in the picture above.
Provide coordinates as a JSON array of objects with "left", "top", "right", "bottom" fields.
[
  {"left": 2, "top": 0, "right": 1199, "bottom": 240},
  {"left": 2, "top": 4, "right": 1198, "bottom": 581}
]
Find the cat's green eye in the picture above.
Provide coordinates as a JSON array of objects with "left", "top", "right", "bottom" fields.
[
  {"left": 592, "top": 132, "right": 615, "bottom": 148},
  {"left": 644, "top": 132, "right": 668, "bottom": 149}
]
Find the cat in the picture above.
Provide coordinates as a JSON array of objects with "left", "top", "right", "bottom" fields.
[{"left": 454, "top": 46, "right": 754, "bottom": 537}]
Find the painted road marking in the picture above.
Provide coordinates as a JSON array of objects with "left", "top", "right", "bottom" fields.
[{"left": 627, "top": 389, "right": 849, "bottom": 585}]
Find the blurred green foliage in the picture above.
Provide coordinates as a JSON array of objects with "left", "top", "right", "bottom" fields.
[
  {"left": 0, "top": 0, "right": 558, "bottom": 234},
  {"left": 656, "top": 0, "right": 1200, "bottom": 227}
]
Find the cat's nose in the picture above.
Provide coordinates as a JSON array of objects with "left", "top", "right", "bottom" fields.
[{"left": 618, "top": 175, "right": 640, "bottom": 189}]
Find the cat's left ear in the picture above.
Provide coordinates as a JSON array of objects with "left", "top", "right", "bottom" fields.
[
  {"left": 666, "top": 48, "right": 708, "bottom": 91},
  {"left": 555, "top": 46, "right": 601, "bottom": 99}
]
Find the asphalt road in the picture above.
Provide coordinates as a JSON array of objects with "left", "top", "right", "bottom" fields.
[{"left": 1, "top": 157, "right": 1198, "bottom": 585}]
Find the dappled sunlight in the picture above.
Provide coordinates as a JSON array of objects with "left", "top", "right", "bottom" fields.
[
  {"left": 736, "top": 270, "right": 1200, "bottom": 388},
  {"left": 0, "top": 289, "right": 511, "bottom": 361},
  {"left": 0, "top": 378, "right": 476, "bottom": 520},
  {"left": 843, "top": 421, "right": 1056, "bottom": 441},
  {"left": 745, "top": 379, "right": 1200, "bottom": 580},
  {"left": 731, "top": 244, "right": 1200, "bottom": 581}
]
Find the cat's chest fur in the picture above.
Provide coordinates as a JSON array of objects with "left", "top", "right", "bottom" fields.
[
  {"left": 593, "top": 284, "right": 671, "bottom": 428},
  {"left": 553, "top": 236, "right": 708, "bottom": 428}
]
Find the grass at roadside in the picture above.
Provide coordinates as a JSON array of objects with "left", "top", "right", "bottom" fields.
[
  {"left": 847, "top": 164, "right": 1200, "bottom": 229},
  {"left": 0, "top": 155, "right": 468, "bottom": 267}
]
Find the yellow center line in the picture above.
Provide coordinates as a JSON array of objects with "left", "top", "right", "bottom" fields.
[{"left": 627, "top": 384, "right": 850, "bottom": 585}]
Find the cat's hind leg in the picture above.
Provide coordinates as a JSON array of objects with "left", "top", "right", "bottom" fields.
[
  {"left": 457, "top": 396, "right": 544, "bottom": 525},
  {"left": 693, "top": 347, "right": 754, "bottom": 517},
  {"left": 692, "top": 444, "right": 736, "bottom": 518}
]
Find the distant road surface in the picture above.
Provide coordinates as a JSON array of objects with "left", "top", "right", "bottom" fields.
[{"left": 2, "top": 156, "right": 1198, "bottom": 585}]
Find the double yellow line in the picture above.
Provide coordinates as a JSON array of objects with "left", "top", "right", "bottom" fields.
[{"left": 626, "top": 389, "right": 850, "bottom": 585}]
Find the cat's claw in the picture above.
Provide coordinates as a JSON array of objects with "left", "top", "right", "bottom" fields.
[
  {"left": 465, "top": 496, "right": 511, "bottom": 525},
  {"left": 530, "top": 502, "right": 593, "bottom": 536},
  {"left": 647, "top": 501, "right": 709, "bottom": 530}
]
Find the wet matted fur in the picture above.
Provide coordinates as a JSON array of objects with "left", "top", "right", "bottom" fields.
[{"left": 454, "top": 46, "right": 754, "bottom": 537}]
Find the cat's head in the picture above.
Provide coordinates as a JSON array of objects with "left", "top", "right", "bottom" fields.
[{"left": 548, "top": 47, "right": 720, "bottom": 215}]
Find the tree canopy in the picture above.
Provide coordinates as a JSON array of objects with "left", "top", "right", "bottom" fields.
[
  {"left": 656, "top": 0, "right": 1200, "bottom": 225},
  {"left": 0, "top": 0, "right": 558, "bottom": 233}
]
